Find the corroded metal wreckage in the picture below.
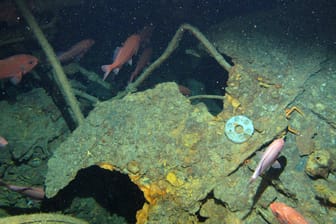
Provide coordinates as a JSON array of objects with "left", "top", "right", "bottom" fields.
[
  {"left": 46, "top": 5, "right": 335, "bottom": 223},
  {"left": 46, "top": 76, "right": 291, "bottom": 223}
]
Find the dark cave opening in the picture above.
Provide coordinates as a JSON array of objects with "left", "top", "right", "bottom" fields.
[{"left": 42, "top": 165, "right": 145, "bottom": 223}]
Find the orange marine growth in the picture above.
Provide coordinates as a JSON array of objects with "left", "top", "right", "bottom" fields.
[
  {"left": 138, "top": 182, "right": 166, "bottom": 205},
  {"left": 129, "top": 174, "right": 166, "bottom": 205},
  {"left": 136, "top": 203, "right": 150, "bottom": 224},
  {"left": 97, "top": 162, "right": 115, "bottom": 171}
]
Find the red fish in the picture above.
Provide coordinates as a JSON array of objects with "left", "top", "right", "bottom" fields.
[
  {"left": 129, "top": 47, "right": 152, "bottom": 83},
  {"left": 57, "top": 39, "right": 95, "bottom": 63},
  {"left": 101, "top": 34, "right": 141, "bottom": 80},
  {"left": 0, "top": 54, "right": 38, "bottom": 84},
  {"left": 0, "top": 136, "right": 8, "bottom": 147},
  {"left": 270, "top": 202, "right": 309, "bottom": 224},
  {"left": 178, "top": 85, "right": 191, "bottom": 96},
  {"left": 138, "top": 25, "right": 154, "bottom": 47}
]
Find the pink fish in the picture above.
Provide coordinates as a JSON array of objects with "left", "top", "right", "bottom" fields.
[
  {"left": 249, "top": 138, "right": 285, "bottom": 184},
  {"left": 0, "top": 54, "right": 38, "bottom": 84},
  {"left": 101, "top": 34, "right": 141, "bottom": 80},
  {"left": 0, "top": 179, "right": 44, "bottom": 200},
  {"left": 57, "top": 39, "right": 95, "bottom": 63},
  {"left": 6, "top": 185, "right": 45, "bottom": 200},
  {"left": 0, "top": 136, "right": 8, "bottom": 147},
  {"left": 129, "top": 47, "right": 152, "bottom": 83}
]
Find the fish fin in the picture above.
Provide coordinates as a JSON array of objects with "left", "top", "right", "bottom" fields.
[
  {"left": 248, "top": 177, "right": 256, "bottom": 185},
  {"left": 10, "top": 75, "right": 22, "bottom": 85},
  {"left": 101, "top": 65, "right": 111, "bottom": 80},
  {"left": 129, "top": 72, "right": 137, "bottom": 83},
  {"left": 127, "top": 58, "right": 132, "bottom": 66},
  {"left": 112, "top": 68, "right": 120, "bottom": 75},
  {"left": 113, "top": 47, "right": 121, "bottom": 61},
  {"left": 271, "top": 160, "right": 281, "bottom": 169}
]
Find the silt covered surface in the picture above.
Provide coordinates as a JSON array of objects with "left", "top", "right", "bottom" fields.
[
  {"left": 46, "top": 3, "right": 336, "bottom": 223},
  {"left": 204, "top": 3, "right": 335, "bottom": 223},
  {"left": 46, "top": 82, "right": 218, "bottom": 199},
  {"left": 46, "top": 80, "right": 289, "bottom": 222}
]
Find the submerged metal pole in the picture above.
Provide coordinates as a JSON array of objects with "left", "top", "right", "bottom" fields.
[
  {"left": 15, "top": 0, "right": 84, "bottom": 127},
  {"left": 121, "top": 23, "right": 232, "bottom": 99}
]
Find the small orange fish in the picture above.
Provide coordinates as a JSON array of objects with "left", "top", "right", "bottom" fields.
[
  {"left": 101, "top": 34, "right": 141, "bottom": 80},
  {"left": 0, "top": 54, "right": 38, "bottom": 84},
  {"left": 57, "top": 39, "right": 95, "bottom": 63},
  {"left": 270, "top": 202, "right": 309, "bottom": 224}
]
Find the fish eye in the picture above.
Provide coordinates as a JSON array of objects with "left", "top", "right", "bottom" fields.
[{"left": 28, "top": 60, "right": 35, "bottom": 65}]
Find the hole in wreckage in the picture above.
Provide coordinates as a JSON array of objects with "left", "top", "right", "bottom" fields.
[
  {"left": 161, "top": 52, "right": 233, "bottom": 115},
  {"left": 43, "top": 165, "right": 145, "bottom": 223},
  {"left": 189, "top": 54, "right": 232, "bottom": 115}
]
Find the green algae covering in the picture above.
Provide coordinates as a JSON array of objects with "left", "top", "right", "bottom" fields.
[
  {"left": 46, "top": 81, "right": 291, "bottom": 222},
  {"left": 46, "top": 82, "right": 218, "bottom": 199},
  {"left": 41, "top": 4, "right": 336, "bottom": 223}
]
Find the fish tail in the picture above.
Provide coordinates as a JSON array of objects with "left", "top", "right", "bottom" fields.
[
  {"left": 101, "top": 65, "right": 111, "bottom": 80},
  {"left": 129, "top": 71, "right": 137, "bottom": 83},
  {"left": 248, "top": 177, "right": 254, "bottom": 185}
]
